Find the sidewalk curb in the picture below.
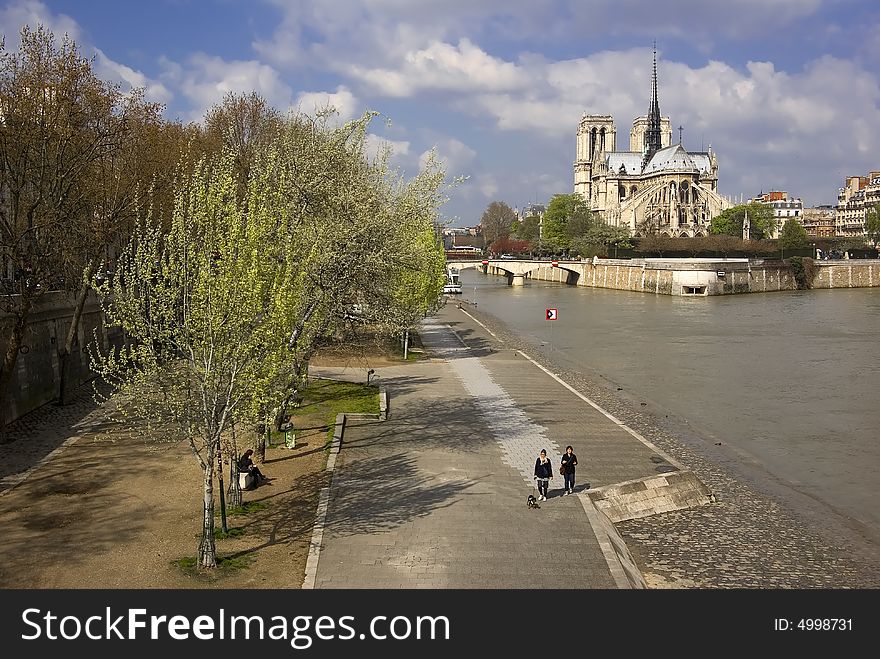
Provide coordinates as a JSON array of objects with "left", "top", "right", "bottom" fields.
[
  {"left": 302, "top": 382, "right": 388, "bottom": 589},
  {"left": 579, "top": 492, "right": 648, "bottom": 589}
]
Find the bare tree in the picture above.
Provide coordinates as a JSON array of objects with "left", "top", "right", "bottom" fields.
[
  {"left": 0, "top": 25, "right": 131, "bottom": 430},
  {"left": 479, "top": 201, "right": 517, "bottom": 249}
]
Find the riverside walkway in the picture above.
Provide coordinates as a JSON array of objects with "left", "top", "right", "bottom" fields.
[{"left": 307, "top": 304, "right": 699, "bottom": 589}]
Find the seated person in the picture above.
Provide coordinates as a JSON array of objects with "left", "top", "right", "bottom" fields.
[{"left": 237, "top": 449, "right": 267, "bottom": 485}]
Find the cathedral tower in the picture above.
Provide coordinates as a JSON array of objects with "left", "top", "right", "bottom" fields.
[
  {"left": 574, "top": 114, "right": 616, "bottom": 201},
  {"left": 642, "top": 45, "right": 662, "bottom": 168}
]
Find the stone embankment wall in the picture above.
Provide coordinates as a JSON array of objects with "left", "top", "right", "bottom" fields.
[
  {"left": 493, "top": 259, "right": 879, "bottom": 296},
  {"left": 812, "top": 261, "right": 880, "bottom": 289},
  {"left": 1, "top": 292, "right": 120, "bottom": 423}
]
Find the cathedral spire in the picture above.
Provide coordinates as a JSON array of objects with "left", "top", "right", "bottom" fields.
[{"left": 643, "top": 43, "right": 662, "bottom": 170}]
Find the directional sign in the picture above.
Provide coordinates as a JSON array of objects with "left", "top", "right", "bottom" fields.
[
  {"left": 482, "top": 259, "right": 489, "bottom": 265},
  {"left": 551, "top": 260, "right": 559, "bottom": 267},
  {"left": 546, "top": 308, "right": 558, "bottom": 321}
]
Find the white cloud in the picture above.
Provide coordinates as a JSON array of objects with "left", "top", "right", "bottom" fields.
[
  {"left": 159, "top": 53, "right": 292, "bottom": 122},
  {"left": 253, "top": 0, "right": 829, "bottom": 76},
  {"left": 420, "top": 137, "right": 477, "bottom": 179},
  {"left": 294, "top": 86, "right": 360, "bottom": 122},
  {"left": 364, "top": 133, "right": 411, "bottom": 166},
  {"left": 0, "top": 0, "right": 82, "bottom": 45},
  {"left": 350, "top": 38, "right": 529, "bottom": 97},
  {"left": 94, "top": 49, "right": 172, "bottom": 104},
  {"left": 0, "top": 0, "right": 171, "bottom": 106}
]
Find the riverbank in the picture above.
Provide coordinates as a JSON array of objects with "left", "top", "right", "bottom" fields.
[
  {"left": 489, "top": 258, "right": 880, "bottom": 296},
  {"left": 450, "top": 299, "right": 880, "bottom": 587}
]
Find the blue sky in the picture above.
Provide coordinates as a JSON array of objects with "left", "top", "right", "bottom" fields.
[{"left": 2, "top": 0, "right": 878, "bottom": 226}]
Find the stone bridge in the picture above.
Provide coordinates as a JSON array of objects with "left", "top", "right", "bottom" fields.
[{"left": 451, "top": 259, "right": 587, "bottom": 286}]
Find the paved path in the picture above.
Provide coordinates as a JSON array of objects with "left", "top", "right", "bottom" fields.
[{"left": 309, "top": 305, "right": 676, "bottom": 588}]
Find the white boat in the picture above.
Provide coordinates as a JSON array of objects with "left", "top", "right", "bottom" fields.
[{"left": 443, "top": 268, "right": 462, "bottom": 294}]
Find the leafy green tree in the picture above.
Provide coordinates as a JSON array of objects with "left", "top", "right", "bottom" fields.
[
  {"left": 779, "top": 218, "right": 810, "bottom": 253},
  {"left": 571, "top": 223, "right": 632, "bottom": 257},
  {"left": 516, "top": 215, "right": 541, "bottom": 244},
  {"left": 710, "top": 203, "right": 778, "bottom": 240},
  {"left": 92, "top": 110, "right": 447, "bottom": 569},
  {"left": 543, "top": 193, "right": 593, "bottom": 251},
  {"left": 479, "top": 201, "right": 517, "bottom": 247},
  {"left": 865, "top": 203, "right": 880, "bottom": 249}
]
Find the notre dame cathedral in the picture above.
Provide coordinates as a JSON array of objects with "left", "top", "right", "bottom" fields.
[{"left": 574, "top": 49, "right": 730, "bottom": 237}]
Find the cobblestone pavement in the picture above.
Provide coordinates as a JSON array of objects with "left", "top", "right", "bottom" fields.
[
  {"left": 0, "top": 383, "right": 111, "bottom": 491},
  {"left": 453, "top": 302, "right": 880, "bottom": 588}
]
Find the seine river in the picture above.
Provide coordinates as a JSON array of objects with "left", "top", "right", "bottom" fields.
[{"left": 456, "top": 268, "right": 880, "bottom": 545}]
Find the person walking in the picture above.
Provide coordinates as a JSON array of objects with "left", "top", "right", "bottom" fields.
[
  {"left": 534, "top": 449, "right": 553, "bottom": 501},
  {"left": 560, "top": 445, "right": 578, "bottom": 495}
]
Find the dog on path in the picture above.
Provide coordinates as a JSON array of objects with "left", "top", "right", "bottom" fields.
[{"left": 527, "top": 494, "right": 540, "bottom": 509}]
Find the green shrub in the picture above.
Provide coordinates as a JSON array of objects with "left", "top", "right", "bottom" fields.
[{"left": 787, "top": 256, "right": 817, "bottom": 289}]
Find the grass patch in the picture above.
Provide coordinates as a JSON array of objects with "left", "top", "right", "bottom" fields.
[
  {"left": 291, "top": 379, "right": 380, "bottom": 443},
  {"left": 173, "top": 554, "right": 252, "bottom": 578},
  {"left": 219, "top": 500, "right": 269, "bottom": 517},
  {"left": 213, "top": 527, "right": 246, "bottom": 539}
]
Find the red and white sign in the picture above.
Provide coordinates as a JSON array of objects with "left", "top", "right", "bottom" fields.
[
  {"left": 551, "top": 260, "right": 559, "bottom": 267},
  {"left": 546, "top": 308, "right": 558, "bottom": 321},
  {"left": 481, "top": 260, "right": 489, "bottom": 265}
]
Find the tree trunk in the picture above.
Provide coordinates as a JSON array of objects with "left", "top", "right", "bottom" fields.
[
  {"left": 58, "top": 272, "right": 94, "bottom": 406},
  {"left": 227, "top": 424, "right": 241, "bottom": 508},
  {"left": 255, "top": 424, "right": 267, "bottom": 463},
  {"left": 217, "top": 447, "right": 227, "bottom": 535},
  {"left": 228, "top": 458, "right": 242, "bottom": 509},
  {"left": 198, "top": 460, "right": 217, "bottom": 569},
  {"left": 0, "top": 305, "right": 30, "bottom": 439}
]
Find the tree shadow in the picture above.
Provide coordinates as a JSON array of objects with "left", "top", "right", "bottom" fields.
[
  {"left": 324, "top": 452, "right": 471, "bottom": 537},
  {"left": 0, "top": 435, "right": 178, "bottom": 584}
]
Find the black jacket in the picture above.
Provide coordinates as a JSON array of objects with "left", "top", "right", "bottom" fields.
[
  {"left": 534, "top": 457, "right": 553, "bottom": 480},
  {"left": 561, "top": 452, "right": 578, "bottom": 474}
]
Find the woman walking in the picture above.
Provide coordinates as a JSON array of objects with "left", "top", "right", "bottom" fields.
[
  {"left": 534, "top": 449, "right": 553, "bottom": 501},
  {"left": 560, "top": 445, "right": 578, "bottom": 495}
]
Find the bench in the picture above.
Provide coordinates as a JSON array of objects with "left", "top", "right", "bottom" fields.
[{"left": 239, "top": 471, "right": 255, "bottom": 490}]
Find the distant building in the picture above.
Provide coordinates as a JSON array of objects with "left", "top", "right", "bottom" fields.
[
  {"left": 801, "top": 205, "right": 836, "bottom": 238},
  {"left": 573, "top": 47, "right": 731, "bottom": 237},
  {"left": 442, "top": 226, "right": 484, "bottom": 250},
  {"left": 519, "top": 203, "right": 546, "bottom": 220},
  {"left": 751, "top": 191, "right": 802, "bottom": 239},
  {"left": 836, "top": 171, "right": 880, "bottom": 238}
]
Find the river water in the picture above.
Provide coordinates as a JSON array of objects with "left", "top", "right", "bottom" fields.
[{"left": 456, "top": 268, "right": 880, "bottom": 543}]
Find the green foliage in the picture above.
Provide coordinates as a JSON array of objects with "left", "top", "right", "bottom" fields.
[
  {"left": 710, "top": 203, "right": 778, "bottom": 240},
  {"left": 570, "top": 223, "right": 632, "bottom": 257},
  {"left": 779, "top": 218, "right": 810, "bottom": 251},
  {"left": 174, "top": 554, "right": 252, "bottom": 577},
  {"left": 788, "top": 256, "right": 817, "bottom": 290},
  {"left": 543, "top": 194, "right": 594, "bottom": 250},
  {"left": 224, "top": 501, "right": 270, "bottom": 517},
  {"left": 865, "top": 203, "right": 880, "bottom": 248},
  {"left": 91, "top": 109, "right": 448, "bottom": 569},
  {"left": 213, "top": 527, "right": 246, "bottom": 539},
  {"left": 516, "top": 216, "right": 541, "bottom": 243},
  {"left": 635, "top": 235, "right": 778, "bottom": 257},
  {"left": 293, "top": 379, "right": 379, "bottom": 445}
]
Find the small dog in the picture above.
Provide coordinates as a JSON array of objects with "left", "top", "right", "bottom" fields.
[{"left": 527, "top": 494, "right": 540, "bottom": 509}]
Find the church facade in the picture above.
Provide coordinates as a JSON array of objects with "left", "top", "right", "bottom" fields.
[{"left": 574, "top": 51, "right": 730, "bottom": 237}]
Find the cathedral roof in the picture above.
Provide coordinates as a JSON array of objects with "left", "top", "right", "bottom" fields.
[
  {"left": 606, "top": 152, "right": 644, "bottom": 175},
  {"left": 643, "top": 144, "right": 699, "bottom": 173},
  {"left": 604, "top": 145, "right": 714, "bottom": 177}
]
